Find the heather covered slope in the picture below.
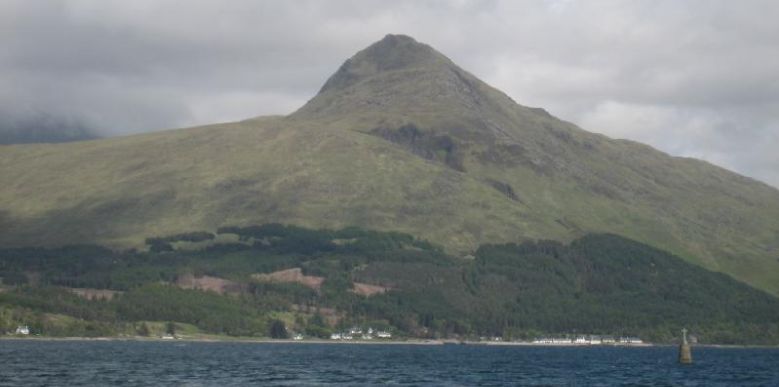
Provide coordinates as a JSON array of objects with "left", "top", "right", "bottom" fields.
[{"left": 1, "top": 35, "right": 779, "bottom": 294}]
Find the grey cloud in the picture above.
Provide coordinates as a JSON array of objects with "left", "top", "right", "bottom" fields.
[
  {"left": 1, "top": 0, "right": 778, "bottom": 188},
  {"left": 0, "top": 107, "right": 98, "bottom": 145}
]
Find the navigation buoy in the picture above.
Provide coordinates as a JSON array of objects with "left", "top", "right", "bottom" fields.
[{"left": 678, "top": 328, "right": 693, "bottom": 364}]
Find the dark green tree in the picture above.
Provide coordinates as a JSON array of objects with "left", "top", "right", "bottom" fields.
[
  {"left": 165, "top": 321, "right": 176, "bottom": 336},
  {"left": 269, "top": 319, "right": 288, "bottom": 339},
  {"left": 137, "top": 322, "right": 150, "bottom": 337}
]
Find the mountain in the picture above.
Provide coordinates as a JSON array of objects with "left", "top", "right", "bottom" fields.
[{"left": 1, "top": 34, "right": 779, "bottom": 295}]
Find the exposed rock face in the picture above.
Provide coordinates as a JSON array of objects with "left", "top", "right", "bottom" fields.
[{"left": 371, "top": 124, "right": 465, "bottom": 171}]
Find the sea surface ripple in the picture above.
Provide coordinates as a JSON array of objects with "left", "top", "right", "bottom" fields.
[{"left": 1, "top": 340, "right": 778, "bottom": 386}]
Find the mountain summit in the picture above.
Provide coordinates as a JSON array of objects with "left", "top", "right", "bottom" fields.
[
  {"left": 294, "top": 34, "right": 569, "bottom": 172},
  {"left": 294, "top": 34, "right": 523, "bottom": 130},
  {"left": 317, "top": 34, "right": 450, "bottom": 93},
  {"left": 2, "top": 35, "right": 779, "bottom": 294}
]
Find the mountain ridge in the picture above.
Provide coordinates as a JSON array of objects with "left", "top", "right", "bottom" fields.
[{"left": 2, "top": 35, "right": 779, "bottom": 295}]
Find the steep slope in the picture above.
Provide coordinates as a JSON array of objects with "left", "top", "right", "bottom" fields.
[{"left": 1, "top": 35, "right": 779, "bottom": 294}]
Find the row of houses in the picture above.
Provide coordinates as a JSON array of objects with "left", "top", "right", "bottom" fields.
[
  {"left": 330, "top": 327, "right": 392, "bottom": 340},
  {"left": 532, "top": 335, "right": 644, "bottom": 345}
]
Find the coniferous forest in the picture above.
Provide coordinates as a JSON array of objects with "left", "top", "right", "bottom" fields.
[{"left": 1, "top": 224, "right": 778, "bottom": 344}]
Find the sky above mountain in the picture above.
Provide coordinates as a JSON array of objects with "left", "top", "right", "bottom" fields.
[{"left": 2, "top": 0, "right": 778, "bottom": 187}]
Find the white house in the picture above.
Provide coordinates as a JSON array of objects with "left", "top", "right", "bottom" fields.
[
  {"left": 623, "top": 337, "right": 644, "bottom": 344},
  {"left": 376, "top": 331, "right": 392, "bottom": 339},
  {"left": 15, "top": 325, "right": 30, "bottom": 335}
]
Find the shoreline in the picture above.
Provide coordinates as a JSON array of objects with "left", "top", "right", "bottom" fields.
[
  {"left": 3, "top": 336, "right": 777, "bottom": 348},
  {"left": 0, "top": 336, "right": 441, "bottom": 346}
]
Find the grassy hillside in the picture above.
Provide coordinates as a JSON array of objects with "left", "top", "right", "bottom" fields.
[
  {"left": 1, "top": 226, "right": 777, "bottom": 344},
  {"left": 1, "top": 35, "right": 779, "bottom": 295}
]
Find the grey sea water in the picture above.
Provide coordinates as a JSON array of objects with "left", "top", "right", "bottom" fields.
[{"left": 1, "top": 340, "right": 778, "bottom": 386}]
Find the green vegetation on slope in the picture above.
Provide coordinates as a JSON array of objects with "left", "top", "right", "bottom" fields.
[
  {"left": 1, "top": 225, "right": 777, "bottom": 344},
  {"left": 1, "top": 35, "right": 779, "bottom": 297}
]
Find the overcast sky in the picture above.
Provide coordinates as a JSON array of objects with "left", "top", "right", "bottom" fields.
[{"left": 2, "top": 0, "right": 778, "bottom": 187}]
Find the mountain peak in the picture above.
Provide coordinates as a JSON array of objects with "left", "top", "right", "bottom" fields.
[
  {"left": 374, "top": 33, "right": 422, "bottom": 49},
  {"left": 317, "top": 34, "right": 450, "bottom": 94},
  {"left": 293, "top": 34, "right": 546, "bottom": 147},
  {"left": 294, "top": 34, "right": 513, "bottom": 126}
]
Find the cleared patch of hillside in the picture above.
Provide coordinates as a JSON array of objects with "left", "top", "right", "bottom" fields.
[{"left": 252, "top": 268, "right": 325, "bottom": 291}]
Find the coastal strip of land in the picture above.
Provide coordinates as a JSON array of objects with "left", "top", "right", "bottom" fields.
[{"left": 1, "top": 335, "right": 658, "bottom": 347}]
